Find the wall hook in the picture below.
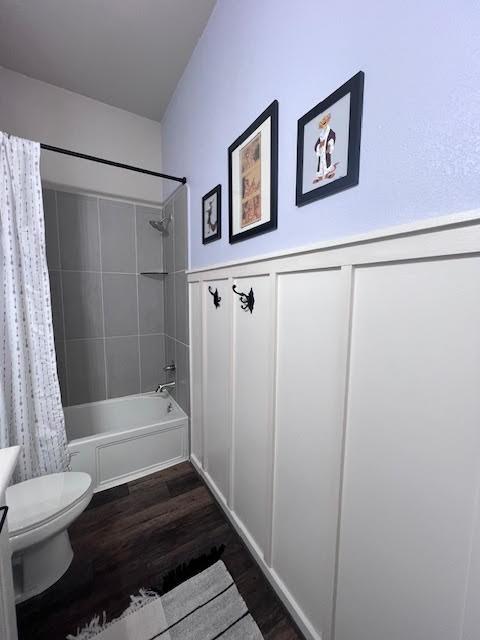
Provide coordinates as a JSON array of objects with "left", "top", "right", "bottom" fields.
[
  {"left": 208, "top": 286, "right": 221, "bottom": 308},
  {"left": 0, "top": 506, "right": 8, "bottom": 534},
  {"left": 232, "top": 284, "right": 255, "bottom": 314}
]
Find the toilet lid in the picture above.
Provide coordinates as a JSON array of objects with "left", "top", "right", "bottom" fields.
[{"left": 6, "top": 472, "right": 92, "bottom": 535}]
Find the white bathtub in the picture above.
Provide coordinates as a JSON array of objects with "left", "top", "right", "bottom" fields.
[{"left": 65, "top": 393, "right": 188, "bottom": 492}]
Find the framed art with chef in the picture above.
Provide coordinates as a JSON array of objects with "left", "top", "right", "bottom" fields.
[
  {"left": 202, "top": 184, "right": 221, "bottom": 244},
  {"left": 296, "top": 71, "right": 364, "bottom": 207}
]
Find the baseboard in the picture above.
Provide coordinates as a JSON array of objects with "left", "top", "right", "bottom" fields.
[{"left": 190, "top": 454, "right": 322, "bottom": 640}]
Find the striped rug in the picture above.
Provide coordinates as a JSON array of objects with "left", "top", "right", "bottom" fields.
[{"left": 67, "top": 561, "right": 263, "bottom": 640}]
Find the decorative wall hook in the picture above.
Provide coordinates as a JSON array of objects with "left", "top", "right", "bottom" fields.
[
  {"left": 232, "top": 284, "right": 255, "bottom": 314},
  {"left": 0, "top": 506, "right": 8, "bottom": 534},
  {"left": 208, "top": 286, "right": 221, "bottom": 309}
]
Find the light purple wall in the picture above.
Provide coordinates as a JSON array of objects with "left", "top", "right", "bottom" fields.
[{"left": 161, "top": 0, "right": 480, "bottom": 269}]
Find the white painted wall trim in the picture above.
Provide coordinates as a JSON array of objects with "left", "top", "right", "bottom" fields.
[
  {"left": 191, "top": 454, "right": 322, "bottom": 640},
  {"left": 329, "top": 265, "right": 355, "bottom": 639},
  {"left": 188, "top": 210, "right": 480, "bottom": 640},
  {"left": 187, "top": 208, "right": 480, "bottom": 275}
]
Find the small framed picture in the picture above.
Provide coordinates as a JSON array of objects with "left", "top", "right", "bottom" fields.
[
  {"left": 296, "top": 71, "right": 364, "bottom": 207},
  {"left": 228, "top": 100, "right": 278, "bottom": 244},
  {"left": 202, "top": 184, "right": 221, "bottom": 244}
]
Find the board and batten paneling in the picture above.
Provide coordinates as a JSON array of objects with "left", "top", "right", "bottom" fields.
[
  {"left": 334, "top": 257, "right": 480, "bottom": 640},
  {"left": 202, "top": 279, "right": 231, "bottom": 501},
  {"left": 272, "top": 268, "right": 350, "bottom": 638},
  {"left": 462, "top": 493, "right": 480, "bottom": 640},
  {"left": 188, "top": 209, "right": 480, "bottom": 640},
  {"left": 189, "top": 282, "right": 203, "bottom": 463},
  {"left": 232, "top": 275, "right": 273, "bottom": 556}
]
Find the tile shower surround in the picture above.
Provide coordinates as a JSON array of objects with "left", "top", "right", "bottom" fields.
[
  {"left": 162, "top": 186, "right": 190, "bottom": 414},
  {"left": 43, "top": 187, "right": 189, "bottom": 411}
]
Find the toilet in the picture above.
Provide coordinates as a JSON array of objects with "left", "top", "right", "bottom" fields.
[{"left": 6, "top": 472, "right": 93, "bottom": 603}]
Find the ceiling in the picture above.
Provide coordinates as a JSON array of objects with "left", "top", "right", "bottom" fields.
[{"left": 0, "top": 0, "right": 216, "bottom": 121}]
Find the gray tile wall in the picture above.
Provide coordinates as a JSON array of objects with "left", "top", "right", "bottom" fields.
[
  {"left": 44, "top": 188, "right": 169, "bottom": 406},
  {"left": 162, "top": 186, "right": 190, "bottom": 414}
]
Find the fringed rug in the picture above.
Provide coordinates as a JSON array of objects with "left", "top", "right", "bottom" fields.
[{"left": 67, "top": 560, "right": 263, "bottom": 640}]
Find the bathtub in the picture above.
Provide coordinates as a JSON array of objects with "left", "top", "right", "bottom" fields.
[{"left": 65, "top": 393, "right": 188, "bottom": 492}]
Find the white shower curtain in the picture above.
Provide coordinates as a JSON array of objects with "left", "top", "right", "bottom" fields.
[{"left": 0, "top": 132, "right": 68, "bottom": 483}]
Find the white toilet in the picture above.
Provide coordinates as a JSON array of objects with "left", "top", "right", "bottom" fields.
[{"left": 6, "top": 472, "right": 93, "bottom": 603}]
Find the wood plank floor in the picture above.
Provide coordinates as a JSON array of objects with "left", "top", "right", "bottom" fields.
[{"left": 16, "top": 462, "right": 303, "bottom": 640}]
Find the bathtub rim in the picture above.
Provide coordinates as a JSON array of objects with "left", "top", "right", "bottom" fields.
[{"left": 65, "top": 391, "right": 187, "bottom": 446}]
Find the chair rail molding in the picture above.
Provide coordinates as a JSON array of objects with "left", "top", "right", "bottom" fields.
[{"left": 188, "top": 208, "right": 480, "bottom": 640}]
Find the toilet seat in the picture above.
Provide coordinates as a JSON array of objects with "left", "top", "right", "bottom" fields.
[{"left": 6, "top": 472, "right": 92, "bottom": 551}]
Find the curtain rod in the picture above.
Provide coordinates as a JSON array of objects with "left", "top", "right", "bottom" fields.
[{"left": 40, "top": 143, "right": 187, "bottom": 184}]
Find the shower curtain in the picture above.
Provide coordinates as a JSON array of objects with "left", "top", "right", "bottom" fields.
[{"left": 0, "top": 132, "right": 68, "bottom": 483}]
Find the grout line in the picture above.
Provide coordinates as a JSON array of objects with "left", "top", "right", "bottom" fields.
[
  {"left": 172, "top": 198, "right": 177, "bottom": 343},
  {"left": 162, "top": 208, "right": 168, "bottom": 356},
  {"left": 152, "top": 202, "right": 167, "bottom": 387},
  {"left": 97, "top": 197, "right": 108, "bottom": 401},
  {"left": 161, "top": 185, "right": 183, "bottom": 208},
  {"left": 65, "top": 332, "right": 166, "bottom": 343},
  {"left": 173, "top": 333, "right": 178, "bottom": 400},
  {"left": 43, "top": 184, "right": 164, "bottom": 210},
  {"left": 49, "top": 268, "right": 146, "bottom": 275},
  {"left": 54, "top": 190, "right": 70, "bottom": 407},
  {"left": 134, "top": 204, "right": 142, "bottom": 393},
  {"left": 159, "top": 203, "right": 167, "bottom": 380}
]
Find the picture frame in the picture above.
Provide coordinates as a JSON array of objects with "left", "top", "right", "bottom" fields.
[
  {"left": 296, "top": 71, "right": 364, "bottom": 207},
  {"left": 228, "top": 100, "right": 278, "bottom": 244},
  {"left": 202, "top": 184, "right": 222, "bottom": 244}
]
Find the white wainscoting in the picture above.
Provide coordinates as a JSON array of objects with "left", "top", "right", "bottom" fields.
[
  {"left": 202, "top": 279, "right": 231, "bottom": 502},
  {"left": 273, "top": 267, "right": 350, "bottom": 638},
  {"left": 187, "top": 210, "right": 480, "bottom": 640},
  {"left": 232, "top": 275, "right": 273, "bottom": 557}
]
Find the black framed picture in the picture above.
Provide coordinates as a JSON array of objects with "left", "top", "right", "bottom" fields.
[
  {"left": 296, "top": 71, "right": 364, "bottom": 207},
  {"left": 202, "top": 184, "right": 221, "bottom": 244},
  {"left": 228, "top": 100, "right": 278, "bottom": 244}
]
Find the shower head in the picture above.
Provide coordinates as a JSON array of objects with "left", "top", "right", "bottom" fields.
[{"left": 149, "top": 215, "right": 170, "bottom": 233}]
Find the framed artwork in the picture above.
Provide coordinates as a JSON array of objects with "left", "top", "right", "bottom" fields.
[
  {"left": 296, "top": 71, "right": 364, "bottom": 207},
  {"left": 202, "top": 184, "right": 221, "bottom": 244},
  {"left": 228, "top": 100, "right": 278, "bottom": 244}
]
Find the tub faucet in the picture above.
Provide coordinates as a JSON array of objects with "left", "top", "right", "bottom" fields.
[{"left": 155, "top": 381, "right": 175, "bottom": 393}]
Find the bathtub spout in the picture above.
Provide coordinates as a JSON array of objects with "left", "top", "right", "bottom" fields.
[{"left": 155, "top": 381, "right": 176, "bottom": 393}]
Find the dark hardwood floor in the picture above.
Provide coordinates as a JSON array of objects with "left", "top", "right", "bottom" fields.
[{"left": 16, "top": 462, "right": 303, "bottom": 640}]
